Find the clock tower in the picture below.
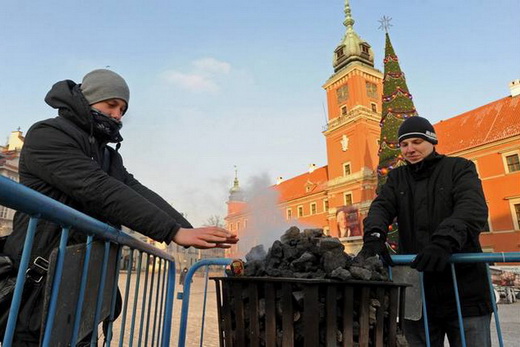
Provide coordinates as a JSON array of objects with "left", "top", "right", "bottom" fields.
[{"left": 322, "top": 0, "right": 383, "bottom": 245}]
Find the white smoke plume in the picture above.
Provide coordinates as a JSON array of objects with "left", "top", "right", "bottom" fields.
[{"left": 236, "top": 173, "right": 311, "bottom": 260}]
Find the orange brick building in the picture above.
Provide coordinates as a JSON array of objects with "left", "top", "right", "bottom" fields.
[{"left": 225, "top": 2, "right": 520, "bottom": 256}]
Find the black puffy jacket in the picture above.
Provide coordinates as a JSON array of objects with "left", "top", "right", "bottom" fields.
[
  {"left": 364, "top": 151, "right": 492, "bottom": 318},
  {"left": 5, "top": 79, "right": 192, "bottom": 265}
]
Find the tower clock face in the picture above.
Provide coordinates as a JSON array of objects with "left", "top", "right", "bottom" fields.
[{"left": 336, "top": 85, "right": 348, "bottom": 103}]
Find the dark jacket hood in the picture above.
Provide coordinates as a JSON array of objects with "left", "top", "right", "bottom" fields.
[
  {"left": 44, "top": 80, "right": 93, "bottom": 134},
  {"left": 44, "top": 79, "right": 123, "bottom": 144}
]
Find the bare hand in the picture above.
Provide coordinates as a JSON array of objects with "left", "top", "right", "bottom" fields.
[{"left": 172, "top": 226, "right": 239, "bottom": 249}]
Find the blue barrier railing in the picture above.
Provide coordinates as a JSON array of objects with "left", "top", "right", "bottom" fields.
[
  {"left": 0, "top": 175, "right": 178, "bottom": 347},
  {"left": 392, "top": 253, "right": 520, "bottom": 347}
]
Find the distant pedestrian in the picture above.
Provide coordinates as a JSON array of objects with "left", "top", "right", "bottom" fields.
[{"left": 179, "top": 267, "right": 188, "bottom": 286}]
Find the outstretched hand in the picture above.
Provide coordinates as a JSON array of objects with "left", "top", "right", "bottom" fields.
[{"left": 173, "top": 226, "right": 239, "bottom": 249}]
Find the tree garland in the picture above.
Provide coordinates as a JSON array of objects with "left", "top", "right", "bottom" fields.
[{"left": 375, "top": 32, "right": 420, "bottom": 253}]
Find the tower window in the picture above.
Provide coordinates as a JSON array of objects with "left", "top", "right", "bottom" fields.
[
  {"left": 366, "top": 82, "right": 378, "bottom": 98},
  {"left": 336, "top": 85, "right": 349, "bottom": 103},
  {"left": 371, "top": 102, "right": 377, "bottom": 112},
  {"left": 335, "top": 46, "right": 345, "bottom": 59},
  {"left": 344, "top": 193, "right": 353, "bottom": 206},
  {"left": 341, "top": 105, "right": 348, "bottom": 116},
  {"left": 343, "top": 163, "right": 351, "bottom": 176},
  {"left": 360, "top": 43, "right": 370, "bottom": 54}
]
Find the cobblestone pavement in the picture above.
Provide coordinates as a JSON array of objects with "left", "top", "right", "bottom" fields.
[{"left": 105, "top": 272, "right": 519, "bottom": 347}]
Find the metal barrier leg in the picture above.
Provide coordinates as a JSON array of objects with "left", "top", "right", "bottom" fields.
[
  {"left": 105, "top": 244, "right": 123, "bottom": 347},
  {"left": 3, "top": 217, "right": 39, "bottom": 347},
  {"left": 419, "top": 272, "right": 431, "bottom": 347},
  {"left": 198, "top": 265, "right": 211, "bottom": 347},
  {"left": 156, "top": 259, "right": 168, "bottom": 347},
  {"left": 42, "top": 227, "right": 70, "bottom": 346},
  {"left": 118, "top": 248, "right": 135, "bottom": 347},
  {"left": 486, "top": 264, "right": 504, "bottom": 347},
  {"left": 128, "top": 251, "right": 143, "bottom": 347},
  {"left": 144, "top": 255, "right": 157, "bottom": 347},
  {"left": 90, "top": 241, "right": 112, "bottom": 346},
  {"left": 160, "top": 260, "right": 176, "bottom": 347},
  {"left": 151, "top": 258, "right": 163, "bottom": 347},
  {"left": 138, "top": 253, "right": 151, "bottom": 346},
  {"left": 70, "top": 235, "right": 94, "bottom": 346},
  {"left": 450, "top": 264, "right": 466, "bottom": 347}
]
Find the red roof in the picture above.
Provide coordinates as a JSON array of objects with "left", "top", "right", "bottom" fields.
[
  {"left": 435, "top": 95, "right": 520, "bottom": 154},
  {"left": 276, "top": 166, "right": 329, "bottom": 202}
]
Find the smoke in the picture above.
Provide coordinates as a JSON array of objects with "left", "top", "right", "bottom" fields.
[{"left": 236, "top": 173, "right": 311, "bottom": 259}]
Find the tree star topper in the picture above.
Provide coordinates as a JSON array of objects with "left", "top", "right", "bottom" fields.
[{"left": 378, "top": 16, "right": 392, "bottom": 32}]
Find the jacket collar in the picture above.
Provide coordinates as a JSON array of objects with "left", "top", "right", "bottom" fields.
[{"left": 406, "top": 150, "right": 444, "bottom": 180}]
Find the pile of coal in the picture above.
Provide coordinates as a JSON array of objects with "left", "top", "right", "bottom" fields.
[{"left": 242, "top": 226, "right": 388, "bottom": 281}]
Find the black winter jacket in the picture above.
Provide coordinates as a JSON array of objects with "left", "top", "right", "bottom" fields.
[
  {"left": 5, "top": 79, "right": 192, "bottom": 265},
  {"left": 4, "top": 79, "right": 193, "bottom": 342},
  {"left": 364, "top": 152, "right": 492, "bottom": 318}
]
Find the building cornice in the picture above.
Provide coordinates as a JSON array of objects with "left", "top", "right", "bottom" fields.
[
  {"left": 323, "top": 106, "right": 380, "bottom": 134},
  {"left": 323, "top": 63, "right": 383, "bottom": 90}
]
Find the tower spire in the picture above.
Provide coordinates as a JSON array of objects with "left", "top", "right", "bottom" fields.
[
  {"left": 229, "top": 165, "right": 244, "bottom": 202},
  {"left": 333, "top": 0, "right": 374, "bottom": 72},
  {"left": 343, "top": 0, "right": 355, "bottom": 29}
]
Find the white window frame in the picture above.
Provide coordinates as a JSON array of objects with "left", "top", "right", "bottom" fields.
[
  {"left": 297, "top": 205, "right": 304, "bottom": 217},
  {"left": 502, "top": 150, "right": 520, "bottom": 174},
  {"left": 343, "top": 162, "right": 352, "bottom": 177},
  {"left": 310, "top": 202, "right": 317, "bottom": 215},
  {"left": 323, "top": 199, "right": 329, "bottom": 212},
  {"left": 286, "top": 208, "right": 292, "bottom": 220},
  {"left": 509, "top": 198, "right": 520, "bottom": 230},
  {"left": 344, "top": 192, "right": 353, "bottom": 206}
]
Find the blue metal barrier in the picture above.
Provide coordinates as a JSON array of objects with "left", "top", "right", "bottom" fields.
[
  {"left": 177, "top": 258, "right": 232, "bottom": 347},
  {"left": 391, "top": 252, "right": 520, "bottom": 347},
  {"left": 0, "top": 175, "right": 177, "bottom": 347},
  {"left": 178, "top": 253, "right": 520, "bottom": 347}
]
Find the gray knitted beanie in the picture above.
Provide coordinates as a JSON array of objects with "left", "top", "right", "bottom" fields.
[{"left": 80, "top": 69, "right": 130, "bottom": 109}]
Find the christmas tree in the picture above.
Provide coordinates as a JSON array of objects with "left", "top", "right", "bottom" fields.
[{"left": 377, "top": 28, "right": 419, "bottom": 252}]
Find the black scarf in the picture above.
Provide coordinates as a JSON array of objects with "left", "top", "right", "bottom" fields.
[
  {"left": 406, "top": 150, "right": 444, "bottom": 180},
  {"left": 91, "top": 109, "right": 123, "bottom": 143}
]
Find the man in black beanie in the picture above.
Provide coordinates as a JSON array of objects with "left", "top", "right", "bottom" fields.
[
  {"left": 356, "top": 116, "right": 492, "bottom": 346},
  {"left": 3, "top": 69, "right": 238, "bottom": 345}
]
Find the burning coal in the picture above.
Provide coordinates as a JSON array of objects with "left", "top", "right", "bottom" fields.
[{"left": 239, "top": 226, "right": 389, "bottom": 282}]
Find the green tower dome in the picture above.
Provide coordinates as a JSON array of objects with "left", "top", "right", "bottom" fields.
[{"left": 333, "top": 0, "right": 375, "bottom": 72}]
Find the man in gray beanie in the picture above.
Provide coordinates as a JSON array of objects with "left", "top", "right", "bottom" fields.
[
  {"left": 3, "top": 69, "right": 238, "bottom": 345},
  {"left": 356, "top": 116, "right": 492, "bottom": 346}
]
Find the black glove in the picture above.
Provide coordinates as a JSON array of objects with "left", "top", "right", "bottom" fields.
[
  {"left": 355, "top": 232, "right": 394, "bottom": 266},
  {"left": 411, "top": 238, "right": 453, "bottom": 272}
]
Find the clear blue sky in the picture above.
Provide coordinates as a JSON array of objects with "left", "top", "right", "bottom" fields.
[{"left": 1, "top": 1, "right": 519, "bottom": 226}]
